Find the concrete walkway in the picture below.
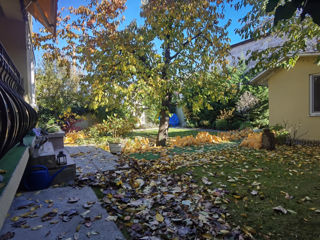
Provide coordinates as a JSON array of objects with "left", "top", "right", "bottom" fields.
[
  {"left": 0, "top": 146, "right": 124, "bottom": 240},
  {"left": 64, "top": 146, "right": 119, "bottom": 175},
  {"left": 0, "top": 186, "right": 124, "bottom": 240}
]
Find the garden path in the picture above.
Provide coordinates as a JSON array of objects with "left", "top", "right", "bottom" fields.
[
  {"left": 65, "top": 146, "right": 120, "bottom": 175},
  {"left": 0, "top": 146, "right": 125, "bottom": 240},
  {"left": 0, "top": 186, "right": 125, "bottom": 240}
]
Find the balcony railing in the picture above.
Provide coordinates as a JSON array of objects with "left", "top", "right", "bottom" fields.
[{"left": 0, "top": 42, "right": 37, "bottom": 159}]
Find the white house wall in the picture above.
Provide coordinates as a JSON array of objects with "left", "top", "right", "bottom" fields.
[{"left": 0, "top": 0, "right": 34, "bottom": 104}]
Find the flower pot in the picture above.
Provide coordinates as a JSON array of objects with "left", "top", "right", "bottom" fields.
[{"left": 108, "top": 142, "right": 122, "bottom": 154}]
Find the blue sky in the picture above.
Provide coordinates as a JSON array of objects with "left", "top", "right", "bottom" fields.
[{"left": 33, "top": 0, "right": 248, "bottom": 62}]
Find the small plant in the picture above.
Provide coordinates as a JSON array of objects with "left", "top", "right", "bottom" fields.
[
  {"left": 104, "top": 114, "right": 135, "bottom": 142},
  {"left": 39, "top": 118, "right": 61, "bottom": 133},
  {"left": 217, "top": 108, "right": 235, "bottom": 120},
  {"left": 236, "top": 91, "right": 259, "bottom": 114},
  {"left": 269, "top": 125, "right": 289, "bottom": 145}
]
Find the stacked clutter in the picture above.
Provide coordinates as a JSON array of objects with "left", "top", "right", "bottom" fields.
[{"left": 25, "top": 130, "right": 76, "bottom": 190}]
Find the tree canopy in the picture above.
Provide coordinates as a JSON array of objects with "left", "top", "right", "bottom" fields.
[
  {"left": 35, "top": 0, "right": 236, "bottom": 146},
  {"left": 266, "top": 0, "right": 320, "bottom": 26},
  {"left": 235, "top": 0, "right": 320, "bottom": 73},
  {"left": 92, "top": 0, "right": 233, "bottom": 146}
]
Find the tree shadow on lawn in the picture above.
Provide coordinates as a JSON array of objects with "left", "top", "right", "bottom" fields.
[
  {"left": 128, "top": 142, "right": 238, "bottom": 161},
  {"left": 128, "top": 128, "right": 204, "bottom": 140}
]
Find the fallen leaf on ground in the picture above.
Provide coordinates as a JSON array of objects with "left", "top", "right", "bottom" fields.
[
  {"left": 31, "top": 225, "right": 43, "bottom": 231},
  {"left": 273, "top": 206, "right": 287, "bottom": 214},
  {"left": 68, "top": 197, "right": 80, "bottom": 203},
  {"left": 156, "top": 213, "right": 164, "bottom": 222}
]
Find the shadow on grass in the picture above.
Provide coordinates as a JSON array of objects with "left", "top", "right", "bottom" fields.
[
  {"left": 128, "top": 128, "right": 209, "bottom": 140},
  {"left": 129, "top": 142, "right": 238, "bottom": 161}
]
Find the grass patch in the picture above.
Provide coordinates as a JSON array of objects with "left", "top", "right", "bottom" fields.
[
  {"left": 129, "top": 142, "right": 237, "bottom": 160},
  {"left": 173, "top": 146, "right": 320, "bottom": 239},
  {"left": 128, "top": 128, "right": 202, "bottom": 140},
  {"left": 91, "top": 186, "right": 104, "bottom": 200}
]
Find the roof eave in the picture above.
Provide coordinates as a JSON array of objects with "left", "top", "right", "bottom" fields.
[
  {"left": 24, "top": 0, "right": 58, "bottom": 35},
  {"left": 250, "top": 53, "right": 320, "bottom": 86}
]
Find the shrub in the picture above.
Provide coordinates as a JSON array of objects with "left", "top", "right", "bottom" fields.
[
  {"left": 236, "top": 91, "right": 259, "bottom": 113},
  {"left": 37, "top": 107, "right": 57, "bottom": 126},
  {"left": 199, "top": 120, "right": 210, "bottom": 128},
  {"left": 104, "top": 114, "right": 136, "bottom": 138},
  {"left": 270, "top": 125, "right": 290, "bottom": 145},
  {"left": 86, "top": 124, "right": 104, "bottom": 139},
  {"left": 231, "top": 120, "right": 242, "bottom": 130},
  {"left": 185, "top": 119, "right": 197, "bottom": 128},
  {"left": 217, "top": 108, "right": 235, "bottom": 120},
  {"left": 215, "top": 119, "right": 229, "bottom": 130},
  {"left": 239, "top": 121, "right": 252, "bottom": 130}
]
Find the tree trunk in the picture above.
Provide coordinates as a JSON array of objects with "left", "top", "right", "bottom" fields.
[
  {"left": 156, "top": 33, "right": 172, "bottom": 146},
  {"left": 156, "top": 93, "right": 172, "bottom": 146},
  {"left": 156, "top": 108, "right": 170, "bottom": 146}
]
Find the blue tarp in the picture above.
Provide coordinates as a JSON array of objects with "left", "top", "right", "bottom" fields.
[{"left": 159, "top": 113, "right": 180, "bottom": 127}]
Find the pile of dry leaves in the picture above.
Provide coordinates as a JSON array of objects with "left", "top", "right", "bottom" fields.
[{"left": 76, "top": 151, "right": 247, "bottom": 239}]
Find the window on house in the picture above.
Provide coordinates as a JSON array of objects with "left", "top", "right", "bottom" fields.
[{"left": 310, "top": 74, "right": 320, "bottom": 116}]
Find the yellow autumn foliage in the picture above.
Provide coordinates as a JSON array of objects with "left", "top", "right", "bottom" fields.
[
  {"left": 217, "top": 128, "right": 254, "bottom": 141},
  {"left": 64, "top": 131, "right": 87, "bottom": 144},
  {"left": 65, "top": 128, "right": 257, "bottom": 153},
  {"left": 123, "top": 132, "right": 226, "bottom": 153},
  {"left": 123, "top": 137, "right": 153, "bottom": 153},
  {"left": 172, "top": 132, "right": 224, "bottom": 147},
  {"left": 239, "top": 132, "right": 263, "bottom": 149}
]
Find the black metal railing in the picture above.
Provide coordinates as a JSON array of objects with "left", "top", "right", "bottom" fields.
[{"left": 0, "top": 42, "right": 37, "bottom": 159}]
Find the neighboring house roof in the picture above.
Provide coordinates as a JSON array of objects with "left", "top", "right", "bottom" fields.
[
  {"left": 230, "top": 37, "right": 319, "bottom": 86},
  {"left": 228, "top": 35, "right": 287, "bottom": 69},
  {"left": 230, "top": 38, "right": 255, "bottom": 49},
  {"left": 250, "top": 52, "right": 320, "bottom": 86}
]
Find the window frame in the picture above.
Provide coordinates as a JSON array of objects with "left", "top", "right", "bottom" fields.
[{"left": 310, "top": 74, "right": 320, "bottom": 116}]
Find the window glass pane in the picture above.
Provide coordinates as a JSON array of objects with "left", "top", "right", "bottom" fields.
[{"left": 314, "top": 76, "right": 320, "bottom": 112}]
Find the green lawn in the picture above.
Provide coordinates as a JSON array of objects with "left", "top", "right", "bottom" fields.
[
  {"left": 172, "top": 146, "right": 320, "bottom": 240},
  {"left": 127, "top": 141, "right": 320, "bottom": 239},
  {"left": 128, "top": 127, "right": 203, "bottom": 139},
  {"left": 86, "top": 128, "right": 320, "bottom": 239}
]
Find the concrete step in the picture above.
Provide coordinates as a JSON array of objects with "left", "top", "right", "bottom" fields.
[
  {"left": 50, "top": 150, "right": 76, "bottom": 185},
  {"left": 29, "top": 142, "right": 56, "bottom": 168}
]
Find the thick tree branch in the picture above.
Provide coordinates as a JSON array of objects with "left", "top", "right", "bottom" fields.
[{"left": 169, "top": 25, "right": 212, "bottom": 61}]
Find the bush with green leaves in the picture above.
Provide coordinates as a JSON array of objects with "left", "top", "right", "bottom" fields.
[
  {"left": 239, "top": 121, "right": 252, "bottom": 130},
  {"left": 215, "top": 119, "right": 229, "bottom": 130},
  {"left": 36, "top": 59, "right": 84, "bottom": 118},
  {"left": 270, "top": 125, "right": 290, "bottom": 145},
  {"left": 183, "top": 64, "right": 269, "bottom": 130}
]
